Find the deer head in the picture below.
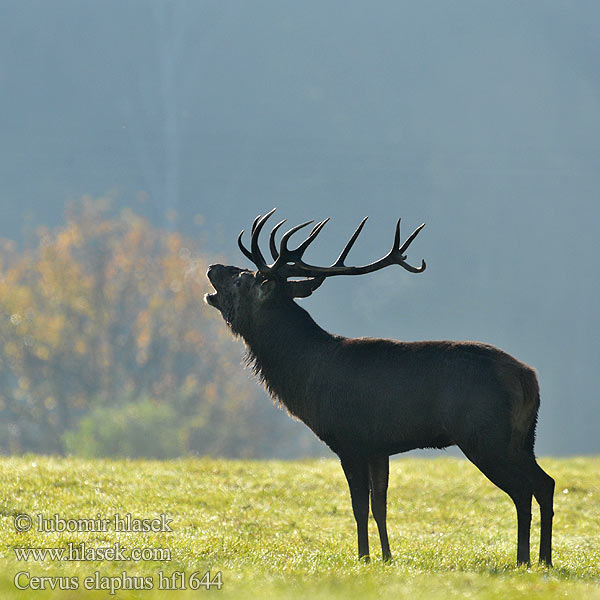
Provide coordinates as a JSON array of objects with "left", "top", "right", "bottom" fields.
[{"left": 205, "top": 208, "right": 426, "bottom": 334}]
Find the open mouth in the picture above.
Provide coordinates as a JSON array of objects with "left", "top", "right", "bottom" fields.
[
  {"left": 204, "top": 281, "right": 220, "bottom": 306},
  {"left": 204, "top": 278, "right": 220, "bottom": 307},
  {"left": 205, "top": 266, "right": 225, "bottom": 308},
  {"left": 204, "top": 291, "right": 218, "bottom": 307}
]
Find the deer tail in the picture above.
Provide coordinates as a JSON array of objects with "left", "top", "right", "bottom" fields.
[{"left": 511, "top": 367, "right": 541, "bottom": 455}]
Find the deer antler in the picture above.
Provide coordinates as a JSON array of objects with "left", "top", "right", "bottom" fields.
[{"left": 238, "top": 209, "right": 426, "bottom": 282}]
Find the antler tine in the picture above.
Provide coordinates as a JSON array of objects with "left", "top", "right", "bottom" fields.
[
  {"left": 249, "top": 208, "right": 277, "bottom": 271},
  {"left": 269, "top": 218, "right": 328, "bottom": 263},
  {"left": 393, "top": 218, "right": 402, "bottom": 253},
  {"left": 333, "top": 216, "right": 368, "bottom": 267},
  {"left": 398, "top": 222, "right": 425, "bottom": 255},
  {"left": 269, "top": 219, "right": 287, "bottom": 260},
  {"left": 239, "top": 209, "right": 278, "bottom": 269},
  {"left": 250, "top": 214, "right": 262, "bottom": 234},
  {"left": 399, "top": 257, "right": 427, "bottom": 273},
  {"left": 294, "top": 217, "right": 330, "bottom": 257},
  {"left": 238, "top": 229, "right": 254, "bottom": 262},
  {"left": 277, "top": 220, "right": 314, "bottom": 262}
]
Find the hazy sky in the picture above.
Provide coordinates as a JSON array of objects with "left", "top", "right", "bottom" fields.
[{"left": 1, "top": 1, "right": 599, "bottom": 454}]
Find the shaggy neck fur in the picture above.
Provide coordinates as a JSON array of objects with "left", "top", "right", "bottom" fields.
[{"left": 238, "top": 298, "right": 335, "bottom": 425}]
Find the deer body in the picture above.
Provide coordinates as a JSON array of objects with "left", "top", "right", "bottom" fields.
[{"left": 205, "top": 210, "right": 554, "bottom": 566}]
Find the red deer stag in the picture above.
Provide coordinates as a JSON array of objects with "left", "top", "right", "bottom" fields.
[{"left": 204, "top": 209, "right": 554, "bottom": 566}]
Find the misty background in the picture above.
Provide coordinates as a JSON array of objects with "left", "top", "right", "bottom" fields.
[{"left": 0, "top": 1, "right": 598, "bottom": 456}]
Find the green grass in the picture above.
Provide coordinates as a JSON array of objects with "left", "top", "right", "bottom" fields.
[{"left": 1, "top": 455, "right": 599, "bottom": 598}]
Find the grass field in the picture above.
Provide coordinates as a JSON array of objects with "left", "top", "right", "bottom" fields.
[{"left": 0, "top": 455, "right": 599, "bottom": 599}]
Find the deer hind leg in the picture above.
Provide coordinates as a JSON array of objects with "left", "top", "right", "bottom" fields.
[
  {"left": 526, "top": 457, "right": 554, "bottom": 566},
  {"left": 460, "top": 448, "right": 533, "bottom": 566},
  {"left": 368, "top": 455, "right": 392, "bottom": 561},
  {"left": 340, "top": 456, "right": 370, "bottom": 562}
]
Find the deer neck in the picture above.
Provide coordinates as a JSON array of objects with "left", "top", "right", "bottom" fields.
[{"left": 243, "top": 300, "right": 334, "bottom": 423}]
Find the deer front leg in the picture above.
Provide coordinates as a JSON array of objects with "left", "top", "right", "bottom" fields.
[
  {"left": 341, "top": 456, "right": 370, "bottom": 562},
  {"left": 369, "top": 455, "right": 392, "bottom": 561}
]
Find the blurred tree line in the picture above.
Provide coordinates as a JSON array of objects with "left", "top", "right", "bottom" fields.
[{"left": 0, "top": 199, "right": 321, "bottom": 459}]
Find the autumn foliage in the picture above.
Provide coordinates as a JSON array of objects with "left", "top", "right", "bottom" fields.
[{"left": 0, "top": 199, "right": 319, "bottom": 458}]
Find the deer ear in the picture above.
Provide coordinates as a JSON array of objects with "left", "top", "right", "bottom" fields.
[{"left": 287, "top": 276, "right": 326, "bottom": 299}]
